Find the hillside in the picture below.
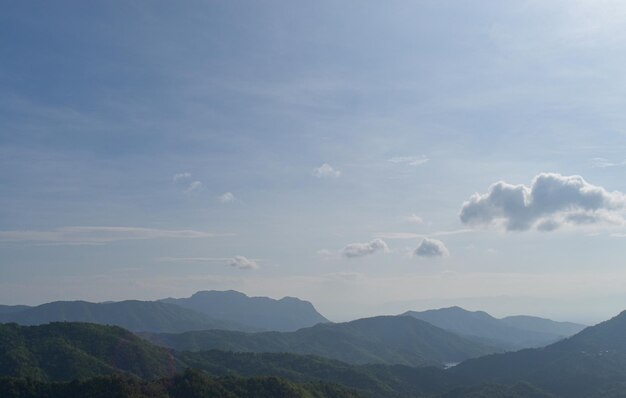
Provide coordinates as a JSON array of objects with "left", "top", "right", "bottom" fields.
[
  {"left": 0, "top": 300, "right": 252, "bottom": 333},
  {"left": 161, "top": 290, "right": 329, "bottom": 332},
  {"left": 450, "top": 310, "right": 626, "bottom": 397},
  {"left": 144, "top": 315, "right": 497, "bottom": 366},
  {"left": 403, "top": 307, "right": 585, "bottom": 350},
  {"left": 0, "top": 369, "right": 363, "bottom": 398},
  {"left": 0, "top": 322, "right": 178, "bottom": 381}
]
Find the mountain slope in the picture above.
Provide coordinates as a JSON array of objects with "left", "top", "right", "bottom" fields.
[
  {"left": 145, "top": 315, "right": 498, "bottom": 366},
  {"left": 0, "top": 322, "right": 179, "bottom": 381},
  {"left": 0, "top": 300, "right": 252, "bottom": 333},
  {"left": 450, "top": 310, "right": 626, "bottom": 398},
  {"left": 161, "top": 290, "right": 329, "bottom": 332},
  {"left": 403, "top": 307, "right": 584, "bottom": 350}
]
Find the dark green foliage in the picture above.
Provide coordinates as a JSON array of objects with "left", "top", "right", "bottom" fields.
[
  {"left": 435, "top": 382, "right": 555, "bottom": 398},
  {"left": 0, "top": 300, "right": 252, "bottom": 333},
  {"left": 0, "top": 322, "right": 179, "bottom": 381},
  {"left": 0, "top": 369, "right": 363, "bottom": 398},
  {"left": 146, "top": 316, "right": 496, "bottom": 366},
  {"left": 161, "top": 290, "right": 329, "bottom": 332}
]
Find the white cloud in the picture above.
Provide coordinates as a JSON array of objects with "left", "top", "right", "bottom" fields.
[
  {"left": 0, "top": 227, "right": 232, "bottom": 244},
  {"left": 228, "top": 256, "right": 258, "bottom": 269},
  {"left": 414, "top": 238, "right": 449, "bottom": 258},
  {"left": 591, "top": 157, "right": 626, "bottom": 168},
  {"left": 376, "top": 229, "right": 472, "bottom": 240},
  {"left": 342, "top": 238, "right": 389, "bottom": 258},
  {"left": 312, "top": 163, "right": 341, "bottom": 178},
  {"left": 184, "top": 180, "right": 202, "bottom": 193},
  {"left": 173, "top": 172, "right": 192, "bottom": 182},
  {"left": 157, "top": 256, "right": 258, "bottom": 270},
  {"left": 388, "top": 155, "right": 429, "bottom": 166},
  {"left": 407, "top": 214, "right": 424, "bottom": 224},
  {"left": 218, "top": 192, "right": 235, "bottom": 203},
  {"left": 460, "top": 173, "right": 626, "bottom": 231}
]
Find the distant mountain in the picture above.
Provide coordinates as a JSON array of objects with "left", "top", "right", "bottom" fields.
[
  {"left": 161, "top": 290, "right": 329, "bottom": 332},
  {"left": 0, "top": 305, "right": 30, "bottom": 315},
  {"left": 403, "top": 307, "right": 585, "bottom": 350},
  {"left": 0, "top": 300, "right": 253, "bottom": 333},
  {"left": 0, "top": 322, "right": 178, "bottom": 380},
  {"left": 449, "top": 310, "right": 626, "bottom": 397},
  {"left": 144, "top": 315, "right": 498, "bottom": 367}
]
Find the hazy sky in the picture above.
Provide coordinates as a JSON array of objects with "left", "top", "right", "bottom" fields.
[{"left": 3, "top": 1, "right": 626, "bottom": 324}]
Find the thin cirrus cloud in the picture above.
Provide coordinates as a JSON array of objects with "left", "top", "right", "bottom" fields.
[
  {"left": 591, "top": 158, "right": 626, "bottom": 168},
  {"left": 184, "top": 180, "right": 202, "bottom": 193},
  {"left": 342, "top": 238, "right": 389, "bottom": 258},
  {"left": 460, "top": 173, "right": 626, "bottom": 232},
  {"left": 387, "top": 155, "right": 429, "bottom": 166},
  {"left": 0, "top": 227, "right": 234, "bottom": 245},
  {"left": 218, "top": 192, "right": 235, "bottom": 203},
  {"left": 173, "top": 172, "right": 192, "bottom": 182},
  {"left": 158, "top": 256, "right": 258, "bottom": 270},
  {"left": 414, "top": 238, "right": 449, "bottom": 258},
  {"left": 312, "top": 163, "right": 341, "bottom": 178}
]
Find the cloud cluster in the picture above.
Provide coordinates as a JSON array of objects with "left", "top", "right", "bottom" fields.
[
  {"left": 388, "top": 156, "right": 429, "bottom": 166},
  {"left": 228, "top": 255, "right": 258, "bottom": 269},
  {"left": 460, "top": 173, "right": 626, "bottom": 231},
  {"left": 414, "top": 238, "right": 449, "bottom": 257},
  {"left": 312, "top": 163, "right": 341, "bottom": 178},
  {"left": 342, "top": 239, "right": 389, "bottom": 258}
]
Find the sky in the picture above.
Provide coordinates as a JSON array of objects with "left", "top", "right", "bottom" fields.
[{"left": 2, "top": 0, "right": 626, "bottom": 324}]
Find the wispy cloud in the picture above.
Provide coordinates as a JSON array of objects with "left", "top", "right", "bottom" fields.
[
  {"left": 173, "top": 172, "right": 192, "bottom": 182},
  {"left": 0, "top": 227, "right": 233, "bottom": 244},
  {"left": 184, "top": 180, "right": 202, "bottom": 193},
  {"left": 591, "top": 157, "right": 626, "bottom": 168},
  {"left": 388, "top": 155, "right": 429, "bottom": 166},
  {"left": 407, "top": 214, "right": 423, "bottom": 224},
  {"left": 312, "top": 163, "right": 341, "bottom": 178},
  {"left": 157, "top": 255, "right": 258, "bottom": 269},
  {"left": 218, "top": 192, "right": 235, "bottom": 203},
  {"left": 376, "top": 229, "right": 472, "bottom": 240}
]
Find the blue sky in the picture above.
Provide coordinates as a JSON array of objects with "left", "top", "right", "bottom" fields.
[{"left": 2, "top": 1, "right": 626, "bottom": 323}]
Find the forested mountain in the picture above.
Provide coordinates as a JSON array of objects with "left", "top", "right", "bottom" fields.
[
  {"left": 0, "top": 322, "right": 179, "bottom": 381},
  {"left": 0, "top": 369, "right": 363, "bottom": 398},
  {"left": 0, "top": 300, "right": 253, "bottom": 333},
  {"left": 0, "top": 305, "right": 30, "bottom": 315},
  {"left": 144, "top": 315, "right": 497, "bottom": 366},
  {"left": 450, "top": 310, "right": 626, "bottom": 397},
  {"left": 403, "top": 307, "right": 585, "bottom": 350},
  {"left": 161, "top": 290, "right": 329, "bottom": 332}
]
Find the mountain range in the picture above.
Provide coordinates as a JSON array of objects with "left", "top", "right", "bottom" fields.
[
  {"left": 403, "top": 306, "right": 586, "bottom": 350},
  {"left": 143, "top": 315, "right": 497, "bottom": 366},
  {"left": 5, "top": 310, "right": 626, "bottom": 397},
  {"left": 0, "top": 290, "right": 329, "bottom": 333}
]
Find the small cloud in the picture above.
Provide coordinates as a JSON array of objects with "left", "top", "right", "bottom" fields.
[
  {"left": 312, "top": 163, "right": 341, "bottom": 178},
  {"left": 460, "top": 173, "right": 626, "bottom": 232},
  {"left": 376, "top": 232, "right": 422, "bottom": 240},
  {"left": 388, "top": 155, "right": 429, "bottom": 166},
  {"left": 591, "top": 157, "right": 626, "bottom": 168},
  {"left": 228, "top": 255, "right": 258, "bottom": 269},
  {"left": 185, "top": 181, "right": 202, "bottom": 193},
  {"left": 218, "top": 192, "right": 235, "bottom": 203},
  {"left": 414, "top": 238, "right": 449, "bottom": 258},
  {"left": 407, "top": 214, "right": 424, "bottom": 224},
  {"left": 342, "top": 238, "right": 389, "bottom": 258},
  {"left": 173, "top": 172, "right": 192, "bottom": 182},
  {"left": 486, "top": 248, "right": 497, "bottom": 254}
]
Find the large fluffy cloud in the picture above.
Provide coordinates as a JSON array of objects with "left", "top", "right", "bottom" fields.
[
  {"left": 414, "top": 238, "right": 449, "bottom": 257},
  {"left": 460, "top": 173, "right": 626, "bottom": 231},
  {"left": 342, "top": 238, "right": 389, "bottom": 258}
]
